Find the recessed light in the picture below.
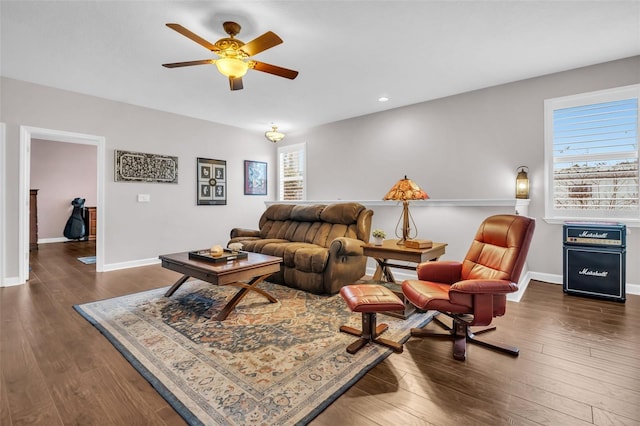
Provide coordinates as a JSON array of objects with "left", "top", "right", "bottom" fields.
[{"left": 378, "top": 96, "right": 389, "bottom": 102}]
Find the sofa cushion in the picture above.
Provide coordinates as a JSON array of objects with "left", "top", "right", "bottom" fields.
[
  {"left": 290, "top": 204, "right": 324, "bottom": 221},
  {"left": 308, "top": 222, "right": 358, "bottom": 247},
  {"left": 258, "top": 241, "right": 291, "bottom": 259},
  {"left": 261, "top": 220, "right": 294, "bottom": 239},
  {"left": 320, "top": 203, "right": 365, "bottom": 224},
  {"left": 283, "top": 243, "right": 329, "bottom": 273},
  {"left": 256, "top": 242, "right": 328, "bottom": 272},
  {"left": 291, "top": 246, "right": 329, "bottom": 273},
  {"left": 240, "top": 238, "right": 289, "bottom": 253},
  {"left": 263, "top": 204, "right": 294, "bottom": 221},
  {"left": 283, "top": 221, "right": 313, "bottom": 243}
]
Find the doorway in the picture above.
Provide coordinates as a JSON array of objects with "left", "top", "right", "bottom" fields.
[{"left": 19, "top": 126, "right": 105, "bottom": 283}]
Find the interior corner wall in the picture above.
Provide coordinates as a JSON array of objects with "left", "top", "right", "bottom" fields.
[
  {"left": 279, "top": 56, "right": 640, "bottom": 285},
  {"left": 0, "top": 77, "right": 276, "bottom": 280}
]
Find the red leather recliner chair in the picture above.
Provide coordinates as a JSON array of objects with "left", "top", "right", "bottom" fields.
[{"left": 402, "top": 214, "right": 535, "bottom": 360}]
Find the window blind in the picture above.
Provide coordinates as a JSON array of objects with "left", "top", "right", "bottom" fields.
[
  {"left": 545, "top": 85, "right": 639, "bottom": 220},
  {"left": 278, "top": 143, "right": 306, "bottom": 200}
]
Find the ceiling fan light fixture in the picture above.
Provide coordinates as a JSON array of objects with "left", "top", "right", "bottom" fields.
[
  {"left": 265, "top": 125, "right": 285, "bottom": 143},
  {"left": 163, "top": 21, "right": 298, "bottom": 91},
  {"left": 215, "top": 57, "right": 249, "bottom": 78}
]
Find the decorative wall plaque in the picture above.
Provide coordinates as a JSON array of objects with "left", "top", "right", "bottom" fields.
[
  {"left": 197, "top": 157, "right": 226, "bottom": 205},
  {"left": 114, "top": 150, "right": 178, "bottom": 183}
]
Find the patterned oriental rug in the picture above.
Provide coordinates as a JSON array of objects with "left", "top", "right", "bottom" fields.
[{"left": 74, "top": 280, "right": 435, "bottom": 425}]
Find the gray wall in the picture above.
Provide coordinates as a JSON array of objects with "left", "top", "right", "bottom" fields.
[
  {"left": 281, "top": 56, "right": 640, "bottom": 286},
  {"left": 2, "top": 56, "right": 639, "bottom": 289}
]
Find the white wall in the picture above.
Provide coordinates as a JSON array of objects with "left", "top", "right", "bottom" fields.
[
  {"left": 1, "top": 77, "right": 276, "bottom": 281},
  {"left": 280, "top": 56, "right": 640, "bottom": 287}
]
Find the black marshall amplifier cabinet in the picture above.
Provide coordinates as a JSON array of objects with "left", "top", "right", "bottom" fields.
[{"left": 563, "top": 222, "right": 626, "bottom": 303}]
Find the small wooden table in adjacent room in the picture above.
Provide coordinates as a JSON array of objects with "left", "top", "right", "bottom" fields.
[
  {"left": 361, "top": 239, "right": 447, "bottom": 318},
  {"left": 159, "top": 251, "right": 282, "bottom": 321}
]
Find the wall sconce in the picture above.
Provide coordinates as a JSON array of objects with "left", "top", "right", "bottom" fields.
[
  {"left": 516, "top": 166, "right": 530, "bottom": 199},
  {"left": 265, "top": 125, "right": 285, "bottom": 143}
]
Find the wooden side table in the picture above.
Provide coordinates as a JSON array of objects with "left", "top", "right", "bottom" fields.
[{"left": 362, "top": 239, "right": 447, "bottom": 318}]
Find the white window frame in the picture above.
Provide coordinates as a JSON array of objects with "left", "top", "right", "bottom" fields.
[
  {"left": 544, "top": 84, "right": 640, "bottom": 225},
  {"left": 277, "top": 142, "right": 306, "bottom": 201}
]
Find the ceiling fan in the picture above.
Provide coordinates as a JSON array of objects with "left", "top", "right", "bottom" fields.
[{"left": 162, "top": 21, "right": 299, "bottom": 91}]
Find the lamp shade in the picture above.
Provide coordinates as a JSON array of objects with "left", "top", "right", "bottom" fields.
[
  {"left": 516, "top": 166, "right": 530, "bottom": 199},
  {"left": 383, "top": 176, "right": 429, "bottom": 201},
  {"left": 215, "top": 57, "right": 249, "bottom": 78},
  {"left": 265, "top": 125, "right": 285, "bottom": 143}
]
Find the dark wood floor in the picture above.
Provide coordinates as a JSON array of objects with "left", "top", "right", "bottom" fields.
[{"left": 1, "top": 241, "right": 638, "bottom": 425}]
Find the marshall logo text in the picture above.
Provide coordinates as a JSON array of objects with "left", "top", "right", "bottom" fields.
[
  {"left": 578, "top": 268, "right": 609, "bottom": 278},
  {"left": 578, "top": 231, "right": 608, "bottom": 239}
]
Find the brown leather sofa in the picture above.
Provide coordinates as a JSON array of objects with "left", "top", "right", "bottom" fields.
[{"left": 228, "top": 202, "right": 373, "bottom": 295}]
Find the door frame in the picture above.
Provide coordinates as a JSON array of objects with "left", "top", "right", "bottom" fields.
[
  {"left": 0, "top": 123, "right": 5, "bottom": 286},
  {"left": 19, "top": 126, "right": 106, "bottom": 283}
]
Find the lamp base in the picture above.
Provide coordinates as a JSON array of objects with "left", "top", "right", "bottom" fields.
[{"left": 394, "top": 200, "right": 414, "bottom": 245}]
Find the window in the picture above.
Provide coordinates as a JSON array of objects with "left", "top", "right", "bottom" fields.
[
  {"left": 277, "top": 142, "right": 306, "bottom": 200},
  {"left": 545, "top": 85, "right": 639, "bottom": 222}
]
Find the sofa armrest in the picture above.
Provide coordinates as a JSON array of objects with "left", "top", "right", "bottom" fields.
[
  {"left": 329, "top": 237, "right": 365, "bottom": 257},
  {"left": 416, "top": 261, "right": 462, "bottom": 284},
  {"left": 450, "top": 279, "right": 518, "bottom": 295},
  {"left": 230, "top": 228, "right": 261, "bottom": 239},
  {"left": 323, "top": 237, "right": 368, "bottom": 294}
]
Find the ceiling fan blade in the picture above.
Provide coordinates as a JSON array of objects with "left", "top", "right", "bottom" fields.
[
  {"left": 166, "top": 23, "right": 219, "bottom": 52},
  {"left": 229, "top": 77, "right": 243, "bottom": 91},
  {"left": 162, "top": 59, "right": 214, "bottom": 68},
  {"left": 251, "top": 61, "right": 299, "bottom": 80},
  {"left": 239, "top": 31, "right": 283, "bottom": 56}
]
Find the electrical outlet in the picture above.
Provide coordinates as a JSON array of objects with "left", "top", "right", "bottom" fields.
[{"left": 137, "top": 194, "right": 150, "bottom": 202}]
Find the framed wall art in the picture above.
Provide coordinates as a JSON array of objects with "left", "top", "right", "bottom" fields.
[
  {"left": 244, "top": 160, "right": 267, "bottom": 195},
  {"left": 114, "top": 149, "right": 178, "bottom": 183},
  {"left": 197, "top": 158, "right": 226, "bottom": 205}
]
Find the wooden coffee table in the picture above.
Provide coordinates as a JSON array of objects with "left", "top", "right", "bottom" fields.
[{"left": 159, "top": 251, "right": 282, "bottom": 321}]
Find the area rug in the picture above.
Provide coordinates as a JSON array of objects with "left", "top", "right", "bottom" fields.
[
  {"left": 77, "top": 256, "right": 96, "bottom": 264},
  {"left": 74, "top": 280, "right": 434, "bottom": 425}
]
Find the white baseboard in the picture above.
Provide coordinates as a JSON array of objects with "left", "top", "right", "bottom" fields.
[
  {"left": 101, "top": 257, "right": 161, "bottom": 272},
  {"left": 529, "top": 271, "right": 562, "bottom": 285},
  {"left": 1, "top": 276, "right": 23, "bottom": 287},
  {"left": 38, "top": 237, "right": 72, "bottom": 244}
]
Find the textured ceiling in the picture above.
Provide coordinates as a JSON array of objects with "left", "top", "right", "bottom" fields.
[{"left": 1, "top": 1, "right": 639, "bottom": 134}]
